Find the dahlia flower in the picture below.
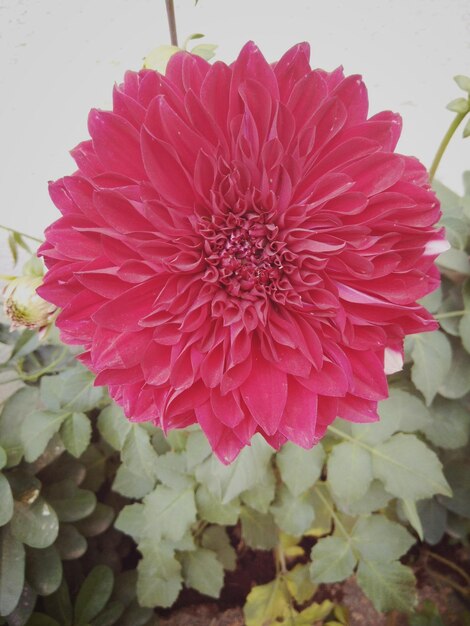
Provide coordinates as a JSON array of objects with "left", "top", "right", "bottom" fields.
[
  {"left": 3, "top": 276, "right": 56, "bottom": 331},
  {"left": 39, "top": 42, "right": 445, "bottom": 463}
]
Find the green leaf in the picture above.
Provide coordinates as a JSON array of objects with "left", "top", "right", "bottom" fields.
[
  {"left": 54, "top": 524, "right": 87, "bottom": 561},
  {"left": 60, "top": 412, "right": 91, "bottom": 458},
  {"left": 43, "top": 579, "right": 72, "bottom": 626},
  {"left": 143, "top": 45, "right": 181, "bottom": 73},
  {"left": 75, "top": 503, "right": 114, "bottom": 538},
  {"left": 20, "top": 411, "right": 67, "bottom": 463},
  {"left": 409, "top": 600, "right": 446, "bottom": 626},
  {"left": 121, "top": 425, "right": 158, "bottom": 484},
  {"left": 201, "top": 526, "right": 237, "bottom": 571},
  {"left": 455, "top": 74, "right": 470, "bottom": 93},
  {"left": 294, "top": 601, "right": 335, "bottom": 625},
  {"left": 154, "top": 451, "right": 193, "bottom": 490},
  {"left": 356, "top": 560, "right": 417, "bottom": 613},
  {"left": 0, "top": 447, "right": 6, "bottom": 471},
  {"left": 45, "top": 480, "right": 96, "bottom": 522},
  {"left": 438, "top": 344, "right": 470, "bottom": 399},
  {"left": 244, "top": 578, "right": 290, "bottom": 626},
  {"left": 112, "top": 464, "right": 155, "bottom": 499},
  {"left": 440, "top": 462, "right": 470, "bottom": 518},
  {"left": 24, "top": 613, "right": 60, "bottom": 626},
  {"left": 343, "top": 480, "right": 392, "bottom": 516},
  {"left": 352, "top": 515, "right": 415, "bottom": 561},
  {"left": 195, "top": 434, "right": 273, "bottom": 503},
  {"left": 196, "top": 484, "right": 240, "bottom": 525},
  {"left": 422, "top": 397, "right": 470, "bottom": 449},
  {"left": 136, "top": 543, "right": 182, "bottom": 608},
  {"left": 74, "top": 565, "right": 114, "bottom": 626},
  {"left": 0, "top": 473, "right": 14, "bottom": 526},
  {"left": 185, "top": 430, "right": 211, "bottom": 470},
  {"left": 270, "top": 485, "right": 315, "bottom": 536},
  {"left": 351, "top": 389, "right": 431, "bottom": 445},
  {"left": 446, "top": 97, "right": 469, "bottom": 113},
  {"left": 0, "top": 387, "right": 39, "bottom": 465},
  {"left": 8, "top": 233, "right": 18, "bottom": 265},
  {"left": 285, "top": 564, "right": 316, "bottom": 605},
  {"left": 327, "top": 441, "right": 372, "bottom": 506},
  {"left": 463, "top": 117, "right": 470, "bottom": 138},
  {"left": 25, "top": 545, "right": 62, "bottom": 596},
  {"left": 372, "top": 433, "right": 451, "bottom": 500},
  {"left": 417, "top": 499, "right": 447, "bottom": 545},
  {"left": 5, "top": 582, "right": 36, "bottom": 626},
  {"left": 0, "top": 525, "right": 25, "bottom": 616},
  {"left": 182, "top": 548, "right": 224, "bottom": 598},
  {"left": 97, "top": 404, "right": 131, "bottom": 451},
  {"left": 191, "top": 43, "right": 218, "bottom": 61},
  {"left": 240, "top": 506, "right": 278, "bottom": 550},
  {"left": 401, "top": 498, "right": 424, "bottom": 541},
  {"left": 114, "top": 504, "right": 146, "bottom": 541},
  {"left": 90, "top": 600, "right": 124, "bottom": 626},
  {"left": 117, "top": 601, "right": 153, "bottom": 626},
  {"left": 40, "top": 366, "right": 103, "bottom": 413},
  {"left": 309, "top": 535, "right": 356, "bottom": 584},
  {"left": 240, "top": 464, "right": 276, "bottom": 514},
  {"left": 276, "top": 442, "right": 325, "bottom": 497},
  {"left": 409, "top": 331, "right": 452, "bottom": 405},
  {"left": 10, "top": 497, "right": 59, "bottom": 548}
]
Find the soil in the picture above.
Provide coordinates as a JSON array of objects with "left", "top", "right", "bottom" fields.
[{"left": 154, "top": 536, "right": 470, "bottom": 626}]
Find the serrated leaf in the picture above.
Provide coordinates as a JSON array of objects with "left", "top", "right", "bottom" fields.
[
  {"left": 423, "top": 397, "right": 470, "bottom": 449},
  {"left": 154, "top": 451, "right": 193, "bottom": 490},
  {"left": 270, "top": 485, "right": 315, "bottom": 536},
  {"left": 0, "top": 387, "right": 39, "bottom": 465},
  {"left": 74, "top": 565, "right": 114, "bottom": 626},
  {"left": 60, "top": 412, "right": 91, "bottom": 458},
  {"left": 417, "top": 499, "right": 447, "bottom": 545},
  {"left": 327, "top": 442, "right": 372, "bottom": 506},
  {"left": 410, "top": 332, "right": 452, "bottom": 405},
  {"left": 11, "top": 497, "right": 59, "bottom": 548},
  {"left": 285, "top": 564, "right": 316, "bottom": 605},
  {"left": 372, "top": 433, "right": 451, "bottom": 499},
  {"left": 136, "top": 543, "right": 182, "bottom": 608},
  {"left": 438, "top": 344, "right": 470, "bottom": 399},
  {"left": 40, "top": 367, "right": 102, "bottom": 413},
  {"left": 114, "top": 504, "right": 146, "bottom": 541},
  {"left": 20, "top": 410, "right": 67, "bottom": 463},
  {"left": 352, "top": 515, "right": 415, "bottom": 561},
  {"left": 0, "top": 525, "right": 25, "bottom": 616},
  {"left": 196, "top": 484, "right": 240, "bottom": 525},
  {"left": 201, "top": 526, "right": 237, "bottom": 571},
  {"left": 352, "top": 389, "right": 431, "bottom": 445},
  {"left": 244, "top": 578, "right": 290, "bottom": 626},
  {"left": 437, "top": 247, "right": 470, "bottom": 275},
  {"left": 240, "top": 506, "right": 278, "bottom": 550},
  {"left": 185, "top": 430, "right": 211, "bottom": 470},
  {"left": 191, "top": 43, "right": 217, "bottom": 61},
  {"left": 112, "top": 464, "right": 154, "bottom": 499},
  {"left": 183, "top": 548, "right": 224, "bottom": 598},
  {"left": 343, "top": 480, "right": 392, "bottom": 516},
  {"left": 276, "top": 442, "right": 325, "bottom": 497},
  {"left": 0, "top": 473, "right": 14, "bottom": 526},
  {"left": 97, "top": 404, "right": 131, "bottom": 451},
  {"left": 356, "top": 560, "right": 417, "bottom": 613},
  {"left": 25, "top": 545, "right": 62, "bottom": 596},
  {"left": 401, "top": 499, "right": 424, "bottom": 541},
  {"left": 121, "top": 425, "right": 158, "bottom": 484},
  {"left": 240, "top": 463, "right": 276, "bottom": 513},
  {"left": 310, "top": 536, "right": 356, "bottom": 584}
]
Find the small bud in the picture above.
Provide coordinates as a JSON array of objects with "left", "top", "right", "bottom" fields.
[{"left": 2, "top": 276, "right": 56, "bottom": 331}]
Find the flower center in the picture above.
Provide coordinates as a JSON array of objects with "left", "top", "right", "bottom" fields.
[{"left": 200, "top": 211, "right": 286, "bottom": 300}]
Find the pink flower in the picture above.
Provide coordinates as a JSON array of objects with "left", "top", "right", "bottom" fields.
[{"left": 39, "top": 42, "right": 444, "bottom": 463}]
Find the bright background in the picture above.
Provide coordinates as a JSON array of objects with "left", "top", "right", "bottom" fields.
[{"left": 1, "top": 0, "right": 469, "bottom": 273}]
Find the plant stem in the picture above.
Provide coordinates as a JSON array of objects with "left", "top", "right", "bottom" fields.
[
  {"left": 435, "top": 309, "right": 467, "bottom": 320},
  {"left": 165, "top": 0, "right": 178, "bottom": 47},
  {"left": 0, "top": 224, "right": 44, "bottom": 245},
  {"left": 428, "top": 551, "right": 470, "bottom": 586},
  {"left": 429, "top": 111, "right": 467, "bottom": 183}
]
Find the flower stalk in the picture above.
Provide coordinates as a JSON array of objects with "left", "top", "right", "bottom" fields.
[
  {"left": 429, "top": 111, "right": 468, "bottom": 183},
  {"left": 165, "top": 0, "right": 178, "bottom": 47}
]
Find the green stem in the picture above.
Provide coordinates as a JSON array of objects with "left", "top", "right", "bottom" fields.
[
  {"left": 0, "top": 224, "right": 43, "bottom": 245},
  {"left": 315, "top": 482, "right": 349, "bottom": 540},
  {"left": 18, "top": 347, "right": 69, "bottom": 382},
  {"left": 429, "top": 111, "right": 467, "bottom": 183},
  {"left": 165, "top": 0, "right": 178, "bottom": 47},
  {"left": 428, "top": 551, "right": 470, "bottom": 586},
  {"left": 435, "top": 309, "right": 468, "bottom": 320}
]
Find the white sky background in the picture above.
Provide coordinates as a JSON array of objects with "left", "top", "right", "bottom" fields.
[{"left": 0, "top": 0, "right": 469, "bottom": 274}]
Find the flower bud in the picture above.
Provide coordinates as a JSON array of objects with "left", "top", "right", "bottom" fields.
[{"left": 2, "top": 276, "right": 56, "bottom": 331}]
